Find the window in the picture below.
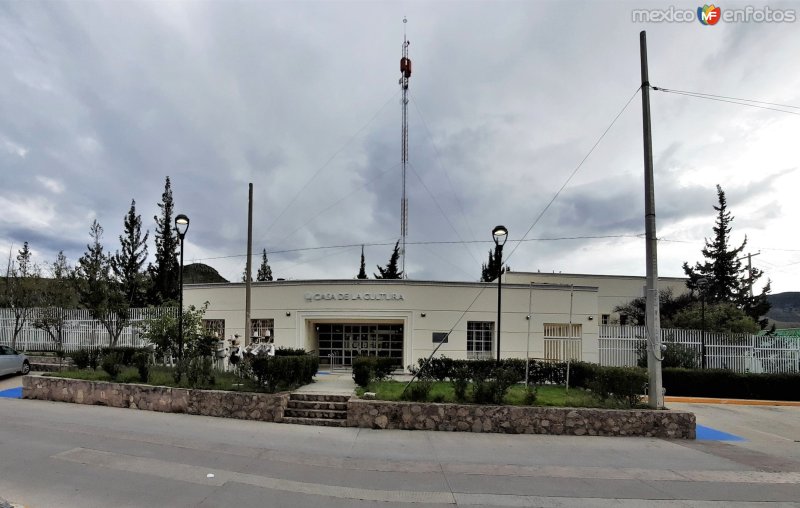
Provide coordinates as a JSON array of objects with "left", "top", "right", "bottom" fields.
[
  {"left": 432, "top": 332, "right": 449, "bottom": 344},
  {"left": 601, "top": 314, "right": 610, "bottom": 325},
  {"left": 619, "top": 314, "right": 629, "bottom": 326},
  {"left": 467, "top": 321, "right": 493, "bottom": 359},
  {"left": 543, "top": 323, "right": 582, "bottom": 361},
  {"left": 251, "top": 318, "right": 274, "bottom": 342},
  {"left": 202, "top": 319, "right": 225, "bottom": 339}
]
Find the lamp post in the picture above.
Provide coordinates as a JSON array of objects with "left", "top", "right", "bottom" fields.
[
  {"left": 697, "top": 277, "right": 707, "bottom": 369},
  {"left": 175, "top": 214, "right": 190, "bottom": 362},
  {"left": 492, "top": 225, "right": 508, "bottom": 363}
]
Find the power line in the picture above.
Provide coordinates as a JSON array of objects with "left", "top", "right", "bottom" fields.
[
  {"left": 190, "top": 234, "right": 647, "bottom": 263},
  {"left": 652, "top": 87, "right": 800, "bottom": 110},
  {"left": 410, "top": 96, "right": 482, "bottom": 262},
  {"left": 504, "top": 87, "right": 643, "bottom": 265},
  {"left": 653, "top": 87, "right": 800, "bottom": 117},
  {"left": 263, "top": 89, "right": 400, "bottom": 237},
  {"left": 406, "top": 161, "right": 481, "bottom": 265}
]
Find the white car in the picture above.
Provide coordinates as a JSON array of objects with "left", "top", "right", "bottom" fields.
[{"left": 0, "top": 345, "right": 30, "bottom": 376}]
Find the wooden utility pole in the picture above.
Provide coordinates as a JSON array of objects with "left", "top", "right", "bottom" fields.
[
  {"left": 640, "top": 31, "right": 663, "bottom": 409},
  {"left": 245, "top": 183, "right": 253, "bottom": 344}
]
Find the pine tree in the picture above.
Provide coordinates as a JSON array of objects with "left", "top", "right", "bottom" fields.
[
  {"left": 357, "top": 245, "right": 367, "bottom": 279},
  {"left": 257, "top": 249, "right": 273, "bottom": 282},
  {"left": 149, "top": 177, "right": 179, "bottom": 304},
  {"left": 111, "top": 199, "right": 149, "bottom": 307},
  {"left": 683, "top": 185, "right": 770, "bottom": 327},
  {"left": 75, "top": 221, "right": 130, "bottom": 346},
  {"left": 480, "top": 246, "right": 508, "bottom": 282},
  {"left": 374, "top": 241, "right": 403, "bottom": 279}
]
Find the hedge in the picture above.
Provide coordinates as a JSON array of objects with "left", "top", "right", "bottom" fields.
[
  {"left": 249, "top": 354, "right": 319, "bottom": 392},
  {"left": 353, "top": 357, "right": 400, "bottom": 387},
  {"left": 663, "top": 368, "right": 800, "bottom": 401}
]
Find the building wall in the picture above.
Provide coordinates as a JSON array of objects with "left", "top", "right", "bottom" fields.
[
  {"left": 503, "top": 272, "right": 688, "bottom": 323},
  {"left": 183, "top": 280, "right": 600, "bottom": 368}
]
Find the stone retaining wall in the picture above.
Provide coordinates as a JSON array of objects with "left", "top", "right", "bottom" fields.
[
  {"left": 348, "top": 399, "right": 695, "bottom": 439},
  {"left": 23, "top": 375, "right": 289, "bottom": 422}
]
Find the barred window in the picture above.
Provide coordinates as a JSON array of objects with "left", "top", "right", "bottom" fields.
[
  {"left": 251, "top": 318, "right": 274, "bottom": 341},
  {"left": 202, "top": 319, "right": 225, "bottom": 339},
  {"left": 543, "top": 323, "right": 582, "bottom": 361},
  {"left": 467, "top": 321, "right": 493, "bottom": 360}
]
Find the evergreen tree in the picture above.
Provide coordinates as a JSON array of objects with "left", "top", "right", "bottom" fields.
[
  {"left": 480, "top": 246, "right": 508, "bottom": 282},
  {"left": 374, "top": 241, "right": 403, "bottom": 279},
  {"left": 111, "top": 199, "right": 149, "bottom": 307},
  {"left": 683, "top": 185, "right": 770, "bottom": 327},
  {"left": 75, "top": 221, "right": 130, "bottom": 346},
  {"left": 149, "top": 177, "right": 179, "bottom": 304},
  {"left": 357, "top": 245, "right": 367, "bottom": 279},
  {"left": 257, "top": 249, "right": 273, "bottom": 282}
]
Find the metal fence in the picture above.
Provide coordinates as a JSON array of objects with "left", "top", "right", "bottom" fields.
[
  {"left": 0, "top": 307, "right": 177, "bottom": 352},
  {"left": 599, "top": 325, "right": 800, "bottom": 373}
]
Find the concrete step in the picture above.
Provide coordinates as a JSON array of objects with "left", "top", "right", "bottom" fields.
[
  {"left": 289, "top": 393, "right": 351, "bottom": 403},
  {"left": 281, "top": 416, "right": 348, "bottom": 427},
  {"left": 287, "top": 400, "right": 348, "bottom": 411},
  {"left": 284, "top": 408, "right": 347, "bottom": 420}
]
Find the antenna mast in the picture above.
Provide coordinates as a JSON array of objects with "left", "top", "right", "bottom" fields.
[{"left": 399, "top": 17, "right": 411, "bottom": 278}]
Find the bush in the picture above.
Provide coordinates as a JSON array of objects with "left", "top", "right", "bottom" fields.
[
  {"left": 100, "top": 347, "right": 140, "bottom": 367},
  {"left": 88, "top": 348, "right": 102, "bottom": 370},
  {"left": 133, "top": 350, "right": 150, "bottom": 383},
  {"left": 247, "top": 354, "right": 319, "bottom": 393},
  {"left": 274, "top": 347, "right": 308, "bottom": 356},
  {"left": 101, "top": 352, "right": 122, "bottom": 380},
  {"left": 523, "top": 384, "right": 538, "bottom": 405},
  {"left": 450, "top": 364, "right": 471, "bottom": 402},
  {"left": 589, "top": 367, "right": 647, "bottom": 407},
  {"left": 353, "top": 357, "right": 397, "bottom": 387},
  {"left": 403, "top": 380, "right": 433, "bottom": 401},
  {"left": 636, "top": 340, "right": 699, "bottom": 369},
  {"left": 472, "top": 367, "right": 521, "bottom": 405},
  {"left": 662, "top": 368, "right": 800, "bottom": 401},
  {"left": 69, "top": 349, "right": 91, "bottom": 370},
  {"left": 566, "top": 361, "right": 599, "bottom": 389}
]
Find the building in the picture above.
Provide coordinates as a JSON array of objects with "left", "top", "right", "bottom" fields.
[{"left": 184, "top": 273, "right": 689, "bottom": 369}]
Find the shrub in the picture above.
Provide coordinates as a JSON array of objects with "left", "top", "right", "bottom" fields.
[
  {"left": 88, "top": 348, "right": 102, "bottom": 370},
  {"left": 450, "top": 364, "right": 471, "bottom": 402},
  {"left": 523, "top": 384, "right": 538, "bottom": 405},
  {"left": 636, "top": 340, "right": 699, "bottom": 369},
  {"left": 353, "top": 356, "right": 397, "bottom": 387},
  {"left": 404, "top": 380, "right": 433, "bottom": 401},
  {"left": 69, "top": 349, "right": 91, "bottom": 370},
  {"left": 101, "top": 352, "right": 122, "bottom": 380},
  {"left": 100, "top": 347, "right": 140, "bottom": 367},
  {"left": 662, "top": 368, "right": 800, "bottom": 401},
  {"left": 566, "top": 361, "right": 599, "bottom": 389},
  {"left": 472, "top": 367, "right": 521, "bottom": 405},
  {"left": 133, "top": 350, "right": 150, "bottom": 383},
  {"left": 247, "top": 354, "right": 319, "bottom": 393},
  {"left": 274, "top": 347, "right": 308, "bottom": 356},
  {"left": 589, "top": 366, "right": 647, "bottom": 407}
]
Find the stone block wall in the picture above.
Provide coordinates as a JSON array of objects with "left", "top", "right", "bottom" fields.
[
  {"left": 22, "top": 375, "right": 289, "bottom": 423},
  {"left": 347, "top": 399, "right": 695, "bottom": 439}
]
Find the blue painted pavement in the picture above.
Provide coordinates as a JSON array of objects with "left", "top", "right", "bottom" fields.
[
  {"left": 0, "top": 387, "right": 22, "bottom": 399},
  {"left": 696, "top": 424, "right": 746, "bottom": 441}
]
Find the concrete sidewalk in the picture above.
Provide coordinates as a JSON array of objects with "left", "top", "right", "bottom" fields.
[{"left": 293, "top": 370, "right": 356, "bottom": 395}]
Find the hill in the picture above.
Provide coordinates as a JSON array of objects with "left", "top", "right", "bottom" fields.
[
  {"left": 183, "top": 263, "right": 229, "bottom": 284},
  {"left": 766, "top": 292, "right": 800, "bottom": 328}
]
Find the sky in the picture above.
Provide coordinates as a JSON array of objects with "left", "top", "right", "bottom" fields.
[{"left": 1, "top": 0, "right": 799, "bottom": 293}]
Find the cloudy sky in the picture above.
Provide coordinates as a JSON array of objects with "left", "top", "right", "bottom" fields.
[{"left": 2, "top": 0, "right": 798, "bottom": 293}]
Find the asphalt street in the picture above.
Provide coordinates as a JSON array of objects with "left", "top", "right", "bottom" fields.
[{"left": 1, "top": 375, "right": 799, "bottom": 507}]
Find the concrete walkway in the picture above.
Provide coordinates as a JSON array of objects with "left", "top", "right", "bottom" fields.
[{"left": 293, "top": 370, "right": 356, "bottom": 395}]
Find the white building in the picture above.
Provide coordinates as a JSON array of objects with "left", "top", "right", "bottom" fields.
[{"left": 184, "top": 273, "right": 688, "bottom": 369}]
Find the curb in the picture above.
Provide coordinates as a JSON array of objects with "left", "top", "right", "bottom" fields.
[{"left": 666, "top": 396, "right": 800, "bottom": 407}]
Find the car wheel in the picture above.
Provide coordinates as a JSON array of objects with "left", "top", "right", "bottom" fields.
[{"left": 21, "top": 360, "right": 30, "bottom": 375}]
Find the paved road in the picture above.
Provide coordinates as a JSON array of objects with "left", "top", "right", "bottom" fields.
[{"left": 1, "top": 392, "right": 800, "bottom": 508}]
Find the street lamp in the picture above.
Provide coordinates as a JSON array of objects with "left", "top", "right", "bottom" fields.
[
  {"left": 492, "top": 225, "right": 508, "bottom": 363},
  {"left": 697, "top": 277, "right": 708, "bottom": 369},
  {"left": 175, "top": 214, "right": 190, "bottom": 362}
]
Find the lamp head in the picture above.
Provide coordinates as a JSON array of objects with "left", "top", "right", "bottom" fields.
[
  {"left": 175, "top": 214, "right": 190, "bottom": 239},
  {"left": 492, "top": 225, "right": 508, "bottom": 247},
  {"left": 697, "top": 277, "right": 708, "bottom": 288}
]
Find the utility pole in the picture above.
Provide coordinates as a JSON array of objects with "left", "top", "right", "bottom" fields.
[
  {"left": 245, "top": 183, "right": 253, "bottom": 344},
  {"left": 640, "top": 31, "right": 663, "bottom": 409},
  {"left": 737, "top": 252, "right": 761, "bottom": 298}
]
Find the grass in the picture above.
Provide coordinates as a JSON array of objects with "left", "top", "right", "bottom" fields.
[
  {"left": 357, "top": 380, "right": 632, "bottom": 408},
  {"left": 46, "top": 366, "right": 267, "bottom": 392}
]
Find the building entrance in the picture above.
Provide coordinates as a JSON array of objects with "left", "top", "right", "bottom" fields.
[{"left": 316, "top": 323, "right": 403, "bottom": 367}]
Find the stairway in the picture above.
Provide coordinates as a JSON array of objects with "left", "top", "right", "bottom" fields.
[{"left": 282, "top": 393, "right": 350, "bottom": 427}]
